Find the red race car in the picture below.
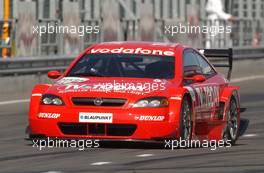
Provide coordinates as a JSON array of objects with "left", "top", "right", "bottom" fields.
[{"left": 28, "top": 42, "right": 241, "bottom": 145}]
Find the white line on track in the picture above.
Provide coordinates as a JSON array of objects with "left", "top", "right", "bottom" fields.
[
  {"left": 231, "top": 75, "right": 264, "bottom": 83},
  {"left": 90, "top": 162, "right": 112, "bottom": 166},
  {"left": 242, "top": 134, "right": 258, "bottom": 137},
  {"left": 0, "top": 99, "right": 29, "bottom": 105},
  {"left": 43, "top": 171, "right": 62, "bottom": 173},
  {"left": 136, "top": 154, "right": 154, "bottom": 157}
]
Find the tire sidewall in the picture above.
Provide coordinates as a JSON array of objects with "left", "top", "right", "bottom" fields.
[
  {"left": 179, "top": 96, "right": 193, "bottom": 141},
  {"left": 223, "top": 97, "right": 240, "bottom": 145}
]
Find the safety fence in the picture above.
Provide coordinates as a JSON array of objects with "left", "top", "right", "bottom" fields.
[
  {"left": 1, "top": 18, "right": 264, "bottom": 57},
  {"left": 0, "top": 0, "right": 264, "bottom": 58}
]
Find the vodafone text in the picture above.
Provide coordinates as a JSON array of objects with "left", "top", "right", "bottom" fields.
[{"left": 90, "top": 47, "right": 175, "bottom": 56}]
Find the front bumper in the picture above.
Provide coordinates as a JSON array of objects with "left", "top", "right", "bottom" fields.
[{"left": 29, "top": 106, "right": 179, "bottom": 140}]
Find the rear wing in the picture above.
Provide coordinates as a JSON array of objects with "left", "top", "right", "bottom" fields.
[{"left": 199, "top": 48, "right": 233, "bottom": 80}]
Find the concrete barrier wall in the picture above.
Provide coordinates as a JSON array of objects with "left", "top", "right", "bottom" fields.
[{"left": 0, "top": 74, "right": 51, "bottom": 101}]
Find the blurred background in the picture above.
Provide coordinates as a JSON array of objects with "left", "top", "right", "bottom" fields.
[{"left": 0, "top": 0, "right": 264, "bottom": 58}]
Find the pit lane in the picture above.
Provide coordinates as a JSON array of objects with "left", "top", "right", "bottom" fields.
[{"left": 0, "top": 59, "right": 264, "bottom": 173}]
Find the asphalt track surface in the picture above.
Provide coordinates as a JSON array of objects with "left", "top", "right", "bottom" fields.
[{"left": 0, "top": 59, "right": 264, "bottom": 173}]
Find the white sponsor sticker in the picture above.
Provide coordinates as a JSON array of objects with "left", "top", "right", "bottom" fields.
[
  {"left": 134, "top": 115, "right": 165, "bottom": 121},
  {"left": 79, "top": 112, "right": 113, "bottom": 123},
  {"left": 32, "top": 93, "right": 42, "bottom": 96},
  {"left": 56, "top": 77, "right": 89, "bottom": 85},
  {"left": 170, "top": 96, "right": 182, "bottom": 100},
  {"left": 38, "top": 112, "right": 61, "bottom": 119}
]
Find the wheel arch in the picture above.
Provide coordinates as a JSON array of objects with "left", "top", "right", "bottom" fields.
[
  {"left": 182, "top": 87, "right": 197, "bottom": 139},
  {"left": 220, "top": 86, "right": 241, "bottom": 144},
  {"left": 168, "top": 87, "right": 195, "bottom": 139},
  {"left": 220, "top": 86, "right": 240, "bottom": 121}
]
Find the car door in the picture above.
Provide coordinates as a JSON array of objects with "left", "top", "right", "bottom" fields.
[
  {"left": 194, "top": 50, "right": 227, "bottom": 120},
  {"left": 183, "top": 49, "right": 219, "bottom": 122}
]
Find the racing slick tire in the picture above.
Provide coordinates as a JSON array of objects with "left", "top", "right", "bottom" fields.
[
  {"left": 223, "top": 97, "right": 239, "bottom": 145},
  {"left": 179, "top": 95, "right": 193, "bottom": 141}
]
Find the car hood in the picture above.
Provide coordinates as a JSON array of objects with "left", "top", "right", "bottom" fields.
[{"left": 45, "top": 77, "right": 179, "bottom": 98}]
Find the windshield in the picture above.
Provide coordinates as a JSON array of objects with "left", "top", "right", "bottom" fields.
[{"left": 67, "top": 54, "right": 175, "bottom": 79}]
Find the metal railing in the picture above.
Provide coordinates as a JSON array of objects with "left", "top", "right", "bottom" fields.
[
  {"left": 0, "top": 56, "right": 75, "bottom": 76},
  {"left": 1, "top": 47, "right": 264, "bottom": 76}
]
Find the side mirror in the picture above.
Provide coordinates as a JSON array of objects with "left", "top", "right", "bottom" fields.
[
  {"left": 47, "top": 70, "right": 62, "bottom": 79},
  {"left": 184, "top": 74, "right": 206, "bottom": 83}
]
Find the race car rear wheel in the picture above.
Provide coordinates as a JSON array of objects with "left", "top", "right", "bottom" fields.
[
  {"left": 223, "top": 97, "right": 239, "bottom": 145},
  {"left": 179, "top": 96, "right": 192, "bottom": 141}
]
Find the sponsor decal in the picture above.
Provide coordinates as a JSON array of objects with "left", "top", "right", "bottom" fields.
[
  {"left": 56, "top": 77, "right": 89, "bottom": 85},
  {"left": 56, "top": 79, "right": 166, "bottom": 95},
  {"left": 194, "top": 85, "right": 219, "bottom": 108},
  {"left": 79, "top": 112, "right": 113, "bottom": 123},
  {"left": 38, "top": 112, "right": 61, "bottom": 119},
  {"left": 90, "top": 47, "right": 174, "bottom": 56},
  {"left": 134, "top": 115, "right": 165, "bottom": 121},
  {"left": 184, "top": 85, "right": 220, "bottom": 109},
  {"left": 184, "top": 86, "right": 196, "bottom": 101},
  {"left": 170, "top": 96, "right": 182, "bottom": 100},
  {"left": 32, "top": 93, "right": 42, "bottom": 97}
]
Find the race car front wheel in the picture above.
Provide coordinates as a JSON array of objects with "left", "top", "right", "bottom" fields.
[
  {"left": 223, "top": 97, "right": 239, "bottom": 145},
  {"left": 179, "top": 96, "right": 192, "bottom": 141}
]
